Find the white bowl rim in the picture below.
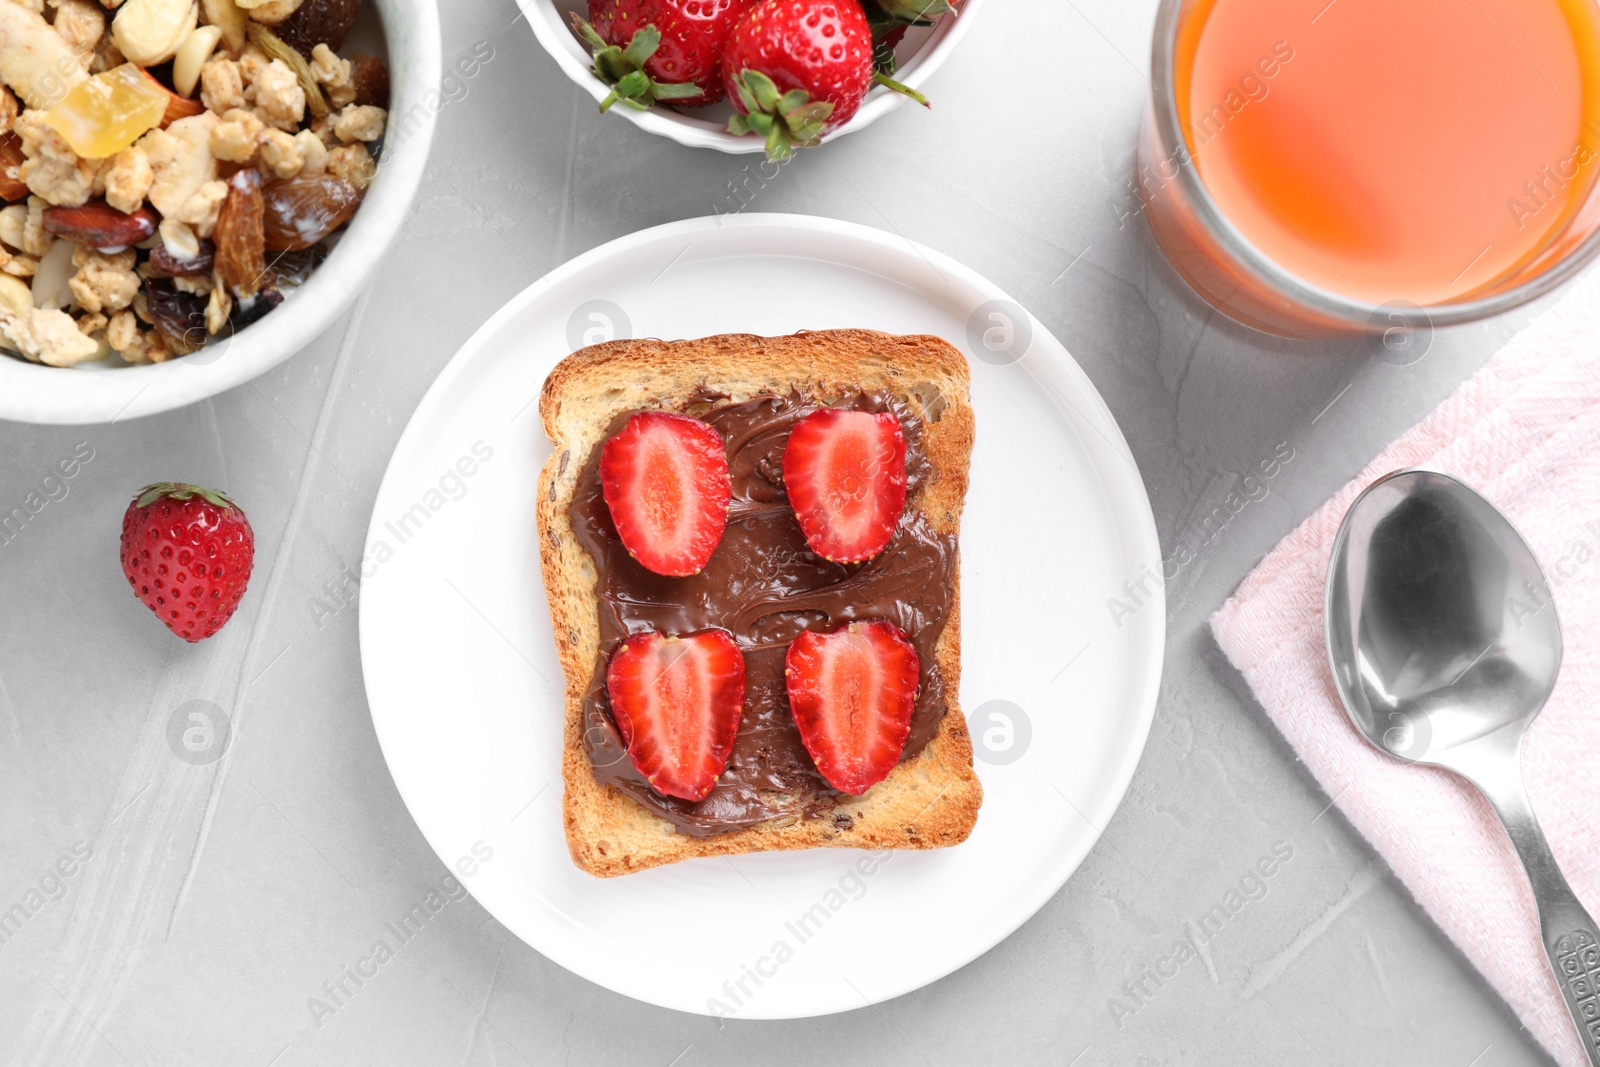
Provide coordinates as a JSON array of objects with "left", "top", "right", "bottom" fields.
[
  {"left": 522, "top": 0, "right": 985, "bottom": 154},
  {"left": 0, "top": 0, "right": 444, "bottom": 426}
]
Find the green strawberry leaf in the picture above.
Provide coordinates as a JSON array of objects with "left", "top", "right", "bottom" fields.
[
  {"left": 726, "top": 70, "right": 836, "bottom": 161},
  {"left": 569, "top": 14, "right": 702, "bottom": 113},
  {"left": 135, "top": 482, "right": 239, "bottom": 511}
]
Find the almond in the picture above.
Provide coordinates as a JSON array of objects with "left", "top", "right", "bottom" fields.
[
  {"left": 112, "top": 0, "right": 199, "bottom": 67},
  {"left": 236, "top": 0, "right": 303, "bottom": 22},
  {"left": 42, "top": 199, "right": 159, "bottom": 249},
  {"left": 173, "top": 25, "right": 222, "bottom": 97},
  {"left": 201, "top": 0, "right": 248, "bottom": 53}
]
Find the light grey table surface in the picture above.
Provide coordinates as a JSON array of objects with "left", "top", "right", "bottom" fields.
[{"left": 0, "top": 0, "right": 1570, "bottom": 1063}]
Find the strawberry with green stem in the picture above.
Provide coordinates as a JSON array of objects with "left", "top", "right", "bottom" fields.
[
  {"left": 119, "top": 482, "right": 254, "bottom": 643},
  {"left": 573, "top": 0, "right": 758, "bottom": 111},
  {"left": 724, "top": 0, "right": 931, "bottom": 160}
]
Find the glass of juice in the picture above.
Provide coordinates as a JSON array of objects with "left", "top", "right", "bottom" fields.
[{"left": 1141, "top": 0, "right": 1600, "bottom": 337}]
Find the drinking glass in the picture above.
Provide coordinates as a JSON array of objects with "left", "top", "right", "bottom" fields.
[{"left": 1139, "top": 0, "right": 1600, "bottom": 339}]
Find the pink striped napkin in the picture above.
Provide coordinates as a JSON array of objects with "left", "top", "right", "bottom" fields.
[{"left": 1210, "top": 270, "right": 1600, "bottom": 1066}]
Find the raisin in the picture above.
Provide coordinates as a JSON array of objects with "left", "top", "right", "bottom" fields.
[
  {"left": 145, "top": 279, "right": 209, "bottom": 356},
  {"left": 261, "top": 175, "right": 362, "bottom": 251},
  {"left": 146, "top": 239, "right": 215, "bottom": 278},
  {"left": 231, "top": 288, "right": 284, "bottom": 330},
  {"left": 350, "top": 54, "right": 390, "bottom": 109},
  {"left": 269, "top": 244, "right": 330, "bottom": 286},
  {"left": 276, "top": 0, "right": 361, "bottom": 57},
  {"left": 215, "top": 170, "right": 266, "bottom": 298}
]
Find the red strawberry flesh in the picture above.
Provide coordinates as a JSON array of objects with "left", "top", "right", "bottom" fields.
[
  {"left": 785, "top": 620, "right": 919, "bottom": 795},
  {"left": 601, "top": 411, "right": 732, "bottom": 577},
  {"left": 782, "top": 407, "right": 906, "bottom": 562},
  {"left": 119, "top": 482, "right": 254, "bottom": 643},
  {"left": 607, "top": 629, "right": 747, "bottom": 801}
]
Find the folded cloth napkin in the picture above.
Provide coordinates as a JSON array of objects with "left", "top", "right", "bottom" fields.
[{"left": 1210, "top": 269, "right": 1600, "bottom": 1067}]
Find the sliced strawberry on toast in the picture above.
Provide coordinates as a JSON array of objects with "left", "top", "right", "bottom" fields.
[
  {"left": 785, "top": 620, "right": 919, "bottom": 795},
  {"left": 782, "top": 408, "right": 907, "bottom": 563},
  {"left": 600, "top": 411, "right": 732, "bottom": 577},
  {"left": 607, "top": 628, "right": 747, "bottom": 801}
]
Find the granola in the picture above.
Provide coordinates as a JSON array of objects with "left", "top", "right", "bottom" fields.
[{"left": 0, "top": 0, "right": 386, "bottom": 367}]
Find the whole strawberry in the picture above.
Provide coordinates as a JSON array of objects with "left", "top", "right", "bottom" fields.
[
  {"left": 120, "top": 483, "right": 254, "bottom": 643},
  {"left": 575, "top": 0, "right": 758, "bottom": 111},
  {"left": 723, "top": 0, "right": 877, "bottom": 158}
]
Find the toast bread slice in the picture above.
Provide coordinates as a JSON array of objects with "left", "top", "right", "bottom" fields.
[{"left": 536, "top": 329, "right": 981, "bottom": 877}]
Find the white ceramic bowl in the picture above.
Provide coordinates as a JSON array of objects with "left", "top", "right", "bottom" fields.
[
  {"left": 0, "top": 0, "right": 442, "bottom": 426},
  {"left": 524, "top": 0, "right": 983, "bottom": 153}
]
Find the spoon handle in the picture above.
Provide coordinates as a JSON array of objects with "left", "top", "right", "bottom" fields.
[{"left": 1470, "top": 753, "right": 1600, "bottom": 1065}]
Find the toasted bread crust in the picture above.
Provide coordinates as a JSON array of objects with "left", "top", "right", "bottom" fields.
[{"left": 537, "top": 330, "right": 981, "bottom": 877}]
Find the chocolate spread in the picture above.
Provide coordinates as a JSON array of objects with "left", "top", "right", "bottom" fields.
[{"left": 568, "top": 390, "right": 959, "bottom": 837}]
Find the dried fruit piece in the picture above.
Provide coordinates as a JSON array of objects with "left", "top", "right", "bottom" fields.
[
  {"left": 268, "top": 243, "right": 328, "bottom": 285},
  {"left": 275, "top": 0, "right": 359, "bottom": 56},
  {"left": 0, "top": 133, "right": 26, "bottom": 202},
  {"left": 45, "top": 64, "right": 170, "bottom": 159},
  {"left": 230, "top": 287, "right": 282, "bottom": 329},
  {"left": 144, "top": 278, "right": 208, "bottom": 354},
  {"left": 246, "top": 22, "right": 329, "bottom": 118},
  {"left": 43, "top": 200, "right": 159, "bottom": 249},
  {"left": 261, "top": 173, "right": 360, "bottom": 250},
  {"left": 214, "top": 170, "right": 265, "bottom": 297},
  {"left": 350, "top": 54, "right": 390, "bottom": 110},
  {"left": 112, "top": 0, "right": 199, "bottom": 67},
  {"left": 147, "top": 238, "right": 215, "bottom": 277}
]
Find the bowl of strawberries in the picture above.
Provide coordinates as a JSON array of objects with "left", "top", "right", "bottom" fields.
[{"left": 528, "top": 0, "right": 978, "bottom": 158}]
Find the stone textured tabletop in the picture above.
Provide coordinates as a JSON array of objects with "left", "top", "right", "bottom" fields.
[{"left": 0, "top": 0, "right": 1566, "bottom": 1064}]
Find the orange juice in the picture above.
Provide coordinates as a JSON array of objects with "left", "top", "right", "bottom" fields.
[{"left": 1173, "top": 0, "right": 1600, "bottom": 306}]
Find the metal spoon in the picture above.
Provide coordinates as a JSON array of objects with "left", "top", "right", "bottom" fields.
[{"left": 1326, "top": 469, "right": 1600, "bottom": 1064}]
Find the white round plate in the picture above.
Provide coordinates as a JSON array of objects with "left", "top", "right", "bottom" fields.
[
  {"left": 359, "top": 213, "right": 1164, "bottom": 1019},
  {"left": 522, "top": 0, "right": 984, "bottom": 154}
]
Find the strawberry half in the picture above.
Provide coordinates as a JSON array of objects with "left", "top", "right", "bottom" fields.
[
  {"left": 600, "top": 411, "right": 732, "bottom": 577},
  {"left": 606, "top": 629, "right": 747, "bottom": 801},
  {"left": 782, "top": 408, "right": 907, "bottom": 563},
  {"left": 785, "top": 621, "right": 919, "bottom": 795}
]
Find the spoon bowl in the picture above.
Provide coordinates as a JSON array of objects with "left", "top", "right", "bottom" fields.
[
  {"left": 1326, "top": 469, "right": 1562, "bottom": 767},
  {"left": 1326, "top": 469, "right": 1600, "bottom": 1065}
]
